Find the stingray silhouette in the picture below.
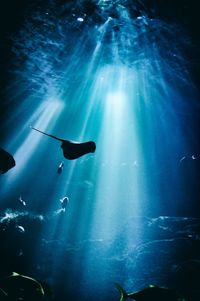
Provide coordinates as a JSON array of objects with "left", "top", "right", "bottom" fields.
[
  {"left": 0, "top": 148, "right": 16, "bottom": 174},
  {"left": 31, "top": 127, "right": 96, "bottom": 160}
]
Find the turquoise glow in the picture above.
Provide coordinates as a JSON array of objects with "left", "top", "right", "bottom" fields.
[{"left": 0, "top": 1, "right": 199, "bottom": 299}]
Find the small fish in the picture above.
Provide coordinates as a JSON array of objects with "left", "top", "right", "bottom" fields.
[
  {"left": 16, "top": 225, "right": 25, "bottom": 233},
  {"left": 179, "top": 156, "right": 187, "bottom": 163},
  {"left": 19, "top": 196, "right": 26, "bottom": 206},
  {"left": 191, "top": 154, "right": 200, "bottom": 160},
  {"left": 60, "top": 196, "right": 69, "bottom": 211},
  {"left": 57, "top": 162, "right": 64, "bottom": 174}
]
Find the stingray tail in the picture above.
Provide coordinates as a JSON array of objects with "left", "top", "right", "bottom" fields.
[{"left": 30, "top": 126, "right": 64, "bottom": 142}]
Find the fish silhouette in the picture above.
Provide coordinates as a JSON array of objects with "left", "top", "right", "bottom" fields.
[
  {"left": 115, "top": 284, "right": 181, "bottom": 301},
  {"left": 0, "top": 272, "right": 45, "bottom": 301}
]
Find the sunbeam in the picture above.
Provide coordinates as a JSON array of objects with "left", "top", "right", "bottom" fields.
[{"left": 0, "top": 1, "right": 200, "bottom": 300}]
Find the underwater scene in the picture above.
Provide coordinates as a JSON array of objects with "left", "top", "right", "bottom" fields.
[{"left": 0, "top": 0, "right": 200, "bottom": 300}]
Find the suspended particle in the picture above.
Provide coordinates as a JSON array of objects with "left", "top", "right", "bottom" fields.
[{"left": 77, "top": 17, "right": 84, "bottom": 22}]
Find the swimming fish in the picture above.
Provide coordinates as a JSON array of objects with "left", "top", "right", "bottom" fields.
[
  {"left": 19, "top": 196, "right": 26, "bottom": 206},
  {"left": 115, "top": 284, "right": 183, "bottom": 301},
  {"left": 30, "top": 126, "right": 96, "bottom": 160},
  {"left": 60, "top": 196, "right": 69, "bottom": 211},
  {"left": 0, "top": 272, "right": 45, "bottom": 301},
  {"left": 57, "top": 161, "right": 64, "bottom": 174},
  {"left": 0, "top": 148, "right": 15, "bottom": 174}
]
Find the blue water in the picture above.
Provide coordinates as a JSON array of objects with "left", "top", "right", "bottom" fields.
[{"left": 0, "top": 1, "right": 200, "bottom": 300}]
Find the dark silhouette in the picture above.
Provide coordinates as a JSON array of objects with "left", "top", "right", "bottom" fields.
[
  {"left": 0, "top": 148, "right": 15, "bottom": 174},
  {"left": 0, "top": 272, "right": 45, "bottom": 300},
  {"left": 115, "top": 284, "right": 182, "bottom": 301},
  {"left": 30, "top": 126, "right": 96, "bottom": 160}
]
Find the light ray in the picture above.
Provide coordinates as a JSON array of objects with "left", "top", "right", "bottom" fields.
[{"left": 0, "top": 1, "right": 200, "bottom": 299}]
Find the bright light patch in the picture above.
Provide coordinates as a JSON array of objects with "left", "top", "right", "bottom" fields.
[
  {"left": 106, "top": 91, "right": 126, "bottom": 110},
  {"left": 77, "top": 17, "right": 84, "bottom": 22},
  {"left": 1, "top": 98, "right": 64, "bottom": 196},
  {"left": 15, "top": 99, "right": 63, "bottom": 169}
]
